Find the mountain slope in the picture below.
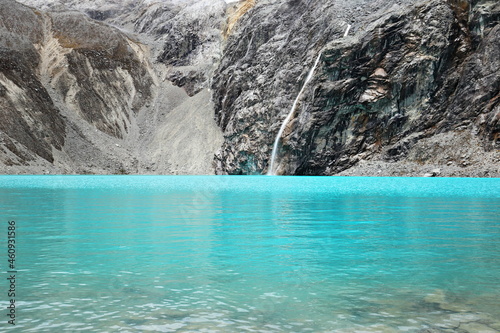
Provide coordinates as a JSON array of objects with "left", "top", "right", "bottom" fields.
[
  {"left": 0, "top": 0, "right": 223, "bottom": 174},
  {"left": 1, "top": 0, "right": 498, "bottom": 176}
]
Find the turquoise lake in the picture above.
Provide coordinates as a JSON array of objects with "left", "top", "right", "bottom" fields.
[{"left": 0, "top": 176, "right": 499, "bottom": 332}]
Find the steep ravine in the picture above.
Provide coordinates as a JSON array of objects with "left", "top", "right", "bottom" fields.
[{"left": 1, "top": 0, "right": 498, "bottom": 176}]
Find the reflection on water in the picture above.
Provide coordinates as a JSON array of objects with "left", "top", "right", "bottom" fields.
[{"left": 0, "top": 176, "right": 499, "bottom": 332}]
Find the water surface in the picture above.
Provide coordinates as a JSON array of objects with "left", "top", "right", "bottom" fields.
[{"left": 0, "top": 176, "right": 499, "bottom": 332}]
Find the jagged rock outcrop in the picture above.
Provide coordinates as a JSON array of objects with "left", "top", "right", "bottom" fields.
[
  {"left": 49, "top": 11, "right": 155, "bottom": 138},
  {"left": 212, "top": 0, "right": 499, "bottom": 176}
]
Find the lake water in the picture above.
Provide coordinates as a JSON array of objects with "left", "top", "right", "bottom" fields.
[{"left": 0, "top": 176, "right": 499, "bottom": 332}]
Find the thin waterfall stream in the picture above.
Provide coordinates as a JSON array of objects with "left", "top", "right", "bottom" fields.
[{"left": 267, "top": 53, "right": 322, "bottom": 175}]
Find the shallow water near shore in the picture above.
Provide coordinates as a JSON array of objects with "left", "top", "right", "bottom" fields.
[{"left": 1, "top": 176, "right": 499, "bottom": 332}]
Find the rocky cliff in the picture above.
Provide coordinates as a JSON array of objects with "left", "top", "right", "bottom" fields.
[
  {"left": 1, "top": 0, "right": 498, "bottom": 176},
  {"left": 212, "top": 0, "right": 499, "bottom": 176}
]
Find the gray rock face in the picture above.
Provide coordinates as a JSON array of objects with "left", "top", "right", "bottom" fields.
[
  {"left": 212, "top": 0, "right": 360, "bottom": 174},
  {"left": 212, "top": 0, "right": 499, "bottom": 176}
]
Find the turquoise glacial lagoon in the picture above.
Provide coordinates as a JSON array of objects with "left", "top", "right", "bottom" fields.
[{"left": 0, "top": 176, "right": 499, "bottom": 332}]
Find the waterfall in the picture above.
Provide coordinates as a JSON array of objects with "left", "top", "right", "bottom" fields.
[
  {"left": 343, "top": 24, "right": 352, "bottom": 37},
  {"left": 267, "top": 53, "right": 322, "bottom": 175}
]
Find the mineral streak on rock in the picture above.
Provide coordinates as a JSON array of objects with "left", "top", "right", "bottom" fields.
[{"left": 224, "top": 0, "right": 256, "bottom": 39}]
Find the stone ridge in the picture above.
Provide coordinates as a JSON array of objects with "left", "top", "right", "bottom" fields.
[{"left": 49, "top": 11, "right": 154, "bottom": 139}]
